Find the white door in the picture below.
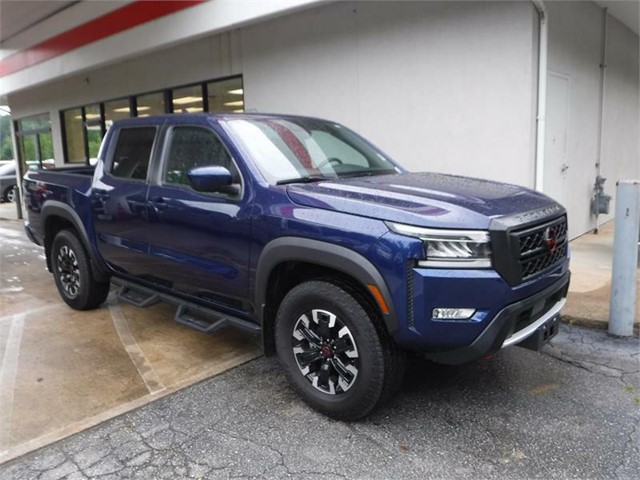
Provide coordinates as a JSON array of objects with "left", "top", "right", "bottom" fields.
[{"left": 544, "top": 72, "right": 570, "bottom": 208}]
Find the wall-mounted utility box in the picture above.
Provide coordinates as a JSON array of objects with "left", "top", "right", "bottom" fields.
[{"left": 592, "top": 193, "right": 611, "bottom": 214}]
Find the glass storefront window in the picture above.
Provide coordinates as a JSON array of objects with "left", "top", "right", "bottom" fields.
[
  {"left": 172, "top": 85, "right": 203, "bottom": 114},
  {"left": 207, "top": 77, "right": 244, "bottom": 113},
  {"left": 85, "top": 104, "right": 103, "bottom": 161},
  {"left": 39, "top": 132, "right": 53, "bottom": 160},
  {"left": 104, "top": 98, "right": 131, "bottom": 129},
  {"left": 136, "top": 92, "right": 165, "bottom": 117},
  {"left": 18, "top": 114, "right": 50, "bottom": 132},
  {"left": 59, "top": 75, "right": 244, "bottom": 164},
  {"left": 63, "top": 108, "right": 85, "bottom": 163},
  {"left": 16, "top": 113, "right": 52, "bottom": 171}
]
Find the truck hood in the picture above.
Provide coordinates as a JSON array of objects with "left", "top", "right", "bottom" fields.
[{"left": 286, "top": 172, "right": 558, "bottom": 229}]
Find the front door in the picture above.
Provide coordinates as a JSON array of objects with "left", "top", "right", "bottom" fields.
[{"left": 145, "top": 125, "right": 251, "bottom": 313}]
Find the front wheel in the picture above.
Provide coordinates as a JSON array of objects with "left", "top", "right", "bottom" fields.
[
  {"left": 51, "top": 229, "right": 110, "bottom": 310},
  {"left": 275, "top": 280, "right": 395, "bottom": 420}
]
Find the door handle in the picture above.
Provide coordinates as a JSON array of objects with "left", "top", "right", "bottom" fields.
[
  {"left": 94, "top": 190, "right": 110, "bottom": 200},
  {"left": 561, "top": 164, "right": 569, "bottom": 174},
  {"left": 149, "top": 197, "right": 168, "bottom": 211}
]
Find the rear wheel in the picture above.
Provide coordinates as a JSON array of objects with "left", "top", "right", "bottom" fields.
[
  {"left": 51, "top": 229, "right": 110, "bottom": 310},
  {"left": 275, "top": 280, "right": 397, "bottom": 420}
]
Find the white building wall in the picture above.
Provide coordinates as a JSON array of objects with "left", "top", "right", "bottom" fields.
[
  {"left": 242, "top": 1, "right": 539, "bottom": 187},
  {"left": 546, "top": 1, "right": 639, "bottom": 237},
  {"left": 600, "top": 16, "right": 640, "bottom": 196}
]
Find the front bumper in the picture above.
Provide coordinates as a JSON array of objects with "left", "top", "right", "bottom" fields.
[{"left": 422, "top": 270, "right": 570, "bottom": 365}]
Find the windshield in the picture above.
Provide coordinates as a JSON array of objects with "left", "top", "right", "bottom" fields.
[{"left": 224, "top": 117, "right": 400, "bottom": 184}]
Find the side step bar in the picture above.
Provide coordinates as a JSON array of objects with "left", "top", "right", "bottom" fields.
[
  {"left": 112, "top": 279, "right": 261, "bottom": 335},
  {"left": 118, "top": 286, "right": 160, "bottom": 308},
  {"left": 174, "top": 304, "right": 259, "bottom": 334}
]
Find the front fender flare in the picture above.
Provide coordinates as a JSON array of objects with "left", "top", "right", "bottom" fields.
[{"left": 255, "top": 237, "right": 398, "bottom": 334}]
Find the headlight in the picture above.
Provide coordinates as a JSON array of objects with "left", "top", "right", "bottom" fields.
[{"left": 386, "top": 222, "right": 492, "bottom": 268}]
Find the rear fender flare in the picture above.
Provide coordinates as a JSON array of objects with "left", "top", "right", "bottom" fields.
[{"left": 41, "top": 201, "right": 110, "bottom": 282}]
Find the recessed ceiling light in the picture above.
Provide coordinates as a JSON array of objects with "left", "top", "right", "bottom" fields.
[
  {"left": 186, "top": 107, "right": 203, "bottom": 113},
  {"left": 233, "top": 109, "right": 244, "bottom": 113},
  {"left": 173, "top": 96, "right": 202, "bottom": 105},
  {"left": 73, "top": 113, "right": 101, "bottom": 120},
  {"left": 228, "top": 89, "right": 243, "bottom": 95},
  {"left": 224, "top": 101, "right": 244, "bottom": 107},
  {"left": 137, "top": 106, "right": 151, "bottom": 112},
  {"left": 113, "top": 107, "right": 130, "bottom": 113}
]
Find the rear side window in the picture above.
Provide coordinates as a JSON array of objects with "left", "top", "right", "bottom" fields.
[
  {"left": 110, "top": 127, "right": 156, "bottom": 180},
  {"left": 164, "top": 126, "right": 238, "bottom": 186}
]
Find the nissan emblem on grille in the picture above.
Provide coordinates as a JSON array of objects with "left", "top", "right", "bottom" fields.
[{"left": 544, "top": 226, "right": 558, "bottom": 253}]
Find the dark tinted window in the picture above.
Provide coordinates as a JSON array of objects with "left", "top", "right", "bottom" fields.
[
  {"left": 110, "top": 128, "right": 156, "bottom": 180},
  {"left": 164, "top": 127, "right": 237, "bottom": 186}
]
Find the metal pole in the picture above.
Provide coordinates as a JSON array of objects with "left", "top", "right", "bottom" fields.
[
  {"left": 9, "top": 118, "right": 23, "bottom": 220},
  {"left": 594, "top": 7, "right": 608, "bottom": 233},
  {"left": 608, "top": 180, "right": 640, "bottom": 336}
]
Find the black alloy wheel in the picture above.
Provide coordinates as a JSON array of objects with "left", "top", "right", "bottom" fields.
[
  {"left": 56, "top": 244, "right": 81, "bottom": 298},
  {"left": 292, "top": 308, "right": 360, "bottom": 395},
  {"left": 276, "top": 280, "right": 399, "bottom": 420},
  {"left": 51, "top": 229, "right": 110, "bottom": 310}
]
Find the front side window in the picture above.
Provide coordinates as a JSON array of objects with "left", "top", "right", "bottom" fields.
[
  {"left": 164, "top": 126, "right": 237, "bottom": 186},
  {"left": 110, "top": 127, "right": 156, "bottom": 180},
  {"left": 224, "top": 118, "right": 399, "bottom": 184}
]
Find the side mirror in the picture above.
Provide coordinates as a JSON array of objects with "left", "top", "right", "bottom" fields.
[{"left": 187, "top": 166, "right": 239, "bottom": 195}]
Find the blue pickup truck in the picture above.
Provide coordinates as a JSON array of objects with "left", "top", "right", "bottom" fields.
[{"left": 23, "top": 114, "right": 570, "bottom": 419}]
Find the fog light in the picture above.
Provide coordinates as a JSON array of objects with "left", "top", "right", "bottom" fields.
[{"left": 432, "top": 308, "right": 476, "bottom": 320}]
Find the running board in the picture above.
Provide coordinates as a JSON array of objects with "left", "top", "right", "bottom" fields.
[
  {"left": 118, "top": 286, "right": 160, "bottom": 308},
  {"left": 174, "top": 304, "right": 260, "bottom": 335},
  {"left": 111, "top": 278, "right": 261, "bottom": 336}
]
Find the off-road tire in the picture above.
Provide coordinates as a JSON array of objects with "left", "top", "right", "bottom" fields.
[
  {"left": 51, "top": 229, "right": 110, "bottom": 310},
  {"left": 275, "top": 280, "right": 399, "bottom": 420}
]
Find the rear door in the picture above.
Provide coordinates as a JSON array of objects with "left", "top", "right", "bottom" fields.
[
  {"left": 144, "top": 124, "right": 251, "bottom": 313},
  {"left": 91, "top": 126, "right": 157, "bottom": 277}
]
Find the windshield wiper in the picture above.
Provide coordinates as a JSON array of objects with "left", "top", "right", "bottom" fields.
[
  {"left": 276, "top": 175, "right": 332, "bottom": 185},
  {"left": 338, "top": 169, "right": 398, "bottom": 179}
]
